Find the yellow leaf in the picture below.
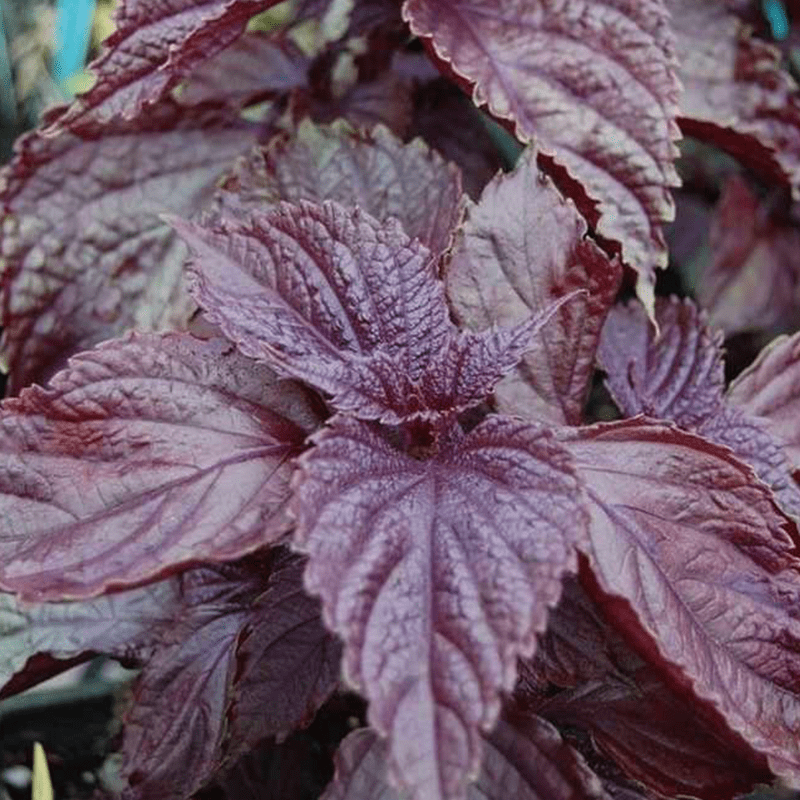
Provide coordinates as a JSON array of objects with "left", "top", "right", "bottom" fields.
[{"left": 31, "top": 743, "right": 53, "bottom": 800}]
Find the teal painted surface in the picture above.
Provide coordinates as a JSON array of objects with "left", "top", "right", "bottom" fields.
[
  {"left": 763, "top": 0, "right": 790, "bottom": 41},
  {"left": 53, "top": 0, "right": 96, "bottom": 81}
]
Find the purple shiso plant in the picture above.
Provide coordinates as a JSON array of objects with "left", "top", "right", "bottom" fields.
[{"left": 3, "top": 1, "right": 800, "bottom": 799}]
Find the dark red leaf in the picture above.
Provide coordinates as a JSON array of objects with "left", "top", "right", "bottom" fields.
[
  {"left": 697, "top": 175, "right": 800, "bottom": 336},
  {"left": 0, "top": 100, "right": 256, "bottom": 393},
  {"left": 598, "top": 297, "right": 725, "bottom": 427},
  {"left": 403, "top": 0, "right": 681, "bottom": 298},
  {"left": 321, "top": 713, "right": 612, "bottom": 800},
  {"left": 178, "top": 32, "right": 309, "bottom": 108},
  {"left": 224, "top": 555, "right": 342, "bottom": 764},
  {"left": 561, "top": 417, "right": 800, "bottom": 785},
  {"left": 46, "top": 0, "right": 286, "bottom": 131},
  {"left": 531, "top": 580, "right": 771, "bottom": 799},
  {"left": 177, "top": 200, "right": 571, "bottom": 422},
  {"left": 599, "top": 296, "right": 800, "bottom": 520},
  {"left": 123, "top": 550, "right": 339, "bottom": 800},
  {"left": 672, "top": 0, "right": 800, "bottom": 197},
  {"left": 0, "top": 578, "right": 181, "bottom": 693},
  {"left": 0, "top": 333, "right": 318, "bottom": 601},
  {"left": 292, "top": 414, "right": 587, "bottom": 800},
  {"left": 728, "top": 330, "right": 800, "bottom": 471},
  {"left": 213, "top": 120, "right": 463, "bottom": 259},
  {"left": 446, "top": 151, "right": 621, "bottom": 424}
]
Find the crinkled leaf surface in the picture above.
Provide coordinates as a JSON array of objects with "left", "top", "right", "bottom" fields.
[
  {"left": 292, "top": 414, "right": 587, "bottom": 800},
  {"left": 698, "top": 176, "right": 800, "bottom": 336},
  {"left": 322, "top": 713, "right": 610, "bottom": 800},
  {"left": 561, "top": 417, "right": 800, "bottom": 784},
  {"left": 178, "top": 32, "right": 309, "bottom": 107},
  {"left": 728, "top": 331, "right": 800, "bottom": 471},
  {"left": 447, "top": 151, "right": 620, "bottom": 424},
  {"left": 403, "top": 0, "right": 681, "bottom": 292},
  {"left": 0, "top": 578, "right": 180, "bottom": 693},
  {"left": 531, "top": 580, "right": 771, "bottom": 799},
  {"left": 599, "top": 297, "right": 725, "bottom": 427},
  {"left": 0, "top": 100, "right": 256, "bottom": 393},
  {"left": 671, "top": 0, "right": 800, "bottom": 197},
  {"left": 599, "top": 296, "right": 800, "bottom": 520},
  {"left": 215, "top": 121, "right": 463, "bottom": 259},
  {"left": 223, "top": 553, "right": 342, "bottom": 764},
  {"left": 178, "top": 200, "right": 569, "bottom": 422},
  {"left": 47, "top": 0, "right": 285, "bottom": 130},
  {"left": 122, "top": 550, "right": 339, "bottom": 800},
  {"left": 0, "top": 333, "right": 319, "bottom": 601}
]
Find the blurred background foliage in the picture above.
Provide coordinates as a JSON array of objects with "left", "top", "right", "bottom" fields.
[{"left": 0, "top": 0, "right": 117, "bottom": 160}]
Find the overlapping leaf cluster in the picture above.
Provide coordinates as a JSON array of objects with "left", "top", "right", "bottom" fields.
[{"left": 1, "top": 2, "right": 800, "bottom": 800}]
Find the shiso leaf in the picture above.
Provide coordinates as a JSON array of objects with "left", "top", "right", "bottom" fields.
[
  {"left": 561, "top": 417, "right": 800, "bottom": 786},
  {"left": 0, "top": 578, "right": 181, "bottom": 694},
  {"left": 122, "top": 550, "right": 339, "bottom": 800},
  {"left": 45, "top": 0, "right": 288, "bottom": 130},
  {"left": 177, "top": 31, "right": 309, "bottom": 108},
  {"left": 447, "top": 150, "right": 621, "bottom": 425},
  {"left": 177, "top": 200, "right": 575, "bottom": 422},
  {"left": 292, "top": 414, "right": 587, "bottom": 800},
  {"left": 671, "top": 0, "right": 800, "bottom": 197},
  {"left": 321, "top": 713, "right": 611, "bottom": 800},
  {"left": 728, "top": 330, "right": 800, "bottom": 472},
  {"left": 212, "top": 120, "right": 464, "bottom": 259},
  {"left": 532, "top": 580, "right": 772, "bottom": 798},
  {"left": 403, "top": 0, "right": 681, "bottom": 298},
  {"left": 0, "top": 333, "right": 319, "bottom": 601},
  {"left": 698, "top": 175, "right": 800, "bottom": 337},
  {"left": 0, "top": 99, "right": 256, "bottom": 393},
  {"left": 598, "top": 296, "right": 800, "bottom": 520},
  {"left": 598, "top": 297, "right": 725, "bottom": 428}
]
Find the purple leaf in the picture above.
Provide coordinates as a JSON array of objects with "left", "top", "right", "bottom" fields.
[
  {"left": 322, "top": 714, "right": 611, "bottom": 800},
  {"left": 672, "top": 0, "right": 800, "bottom": 198},
  {"left": 446, "top": 150, "right": 621, "bottom": 424},
  {"left": 178, "top": 32, "right": 309, "bottom": 108},
  {"left": 561, "top": 417, "right": 800, "bottom": 785},
  {"left": 320, "top": 729, "right": 399, "bottom": 800},
  {"left": 122, "top": 551, "right": 339, "bottom": 800},
  {"left": 178, "top": 200, "right": 573, "bottom": 422},
  {"left": 598, "top": 297, "right": 725, "bottom": 427},
  {"left": 728, "top": 331, "right": 800, "bottom": 472},
  {"left": 224, "top": 553, "right": 342, "bottom": 764},
  {"left": 0, "top": 333, "right": 319, "bottom": 601},
  {"left": 698, "top": 176, "right": 800, "bottom": 337},
  {"left": 46, "top": 0, "right": 286, "bottom": 130},
  {"left": 0, "top": 100, "right": 256, "bottom": 393},
  {"left": 530, "top": 580, "right": 772, "bottom": 799},
  {"left": 213, "top": 120, "right": 463, "bottom": 259},
  {"left": 0, "top": 579, "right": 181, "bottom": 693},
  {"left": 292, "top": 414, "right": 587, "bottom": 800},
  {"left": 403, "top": 0, "right": 681, "bottom": 297},
  {"left": 598, "top": 296, "right": 800, "bottom": 520}
]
